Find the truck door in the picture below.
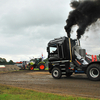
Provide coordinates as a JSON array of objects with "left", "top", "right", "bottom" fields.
[{"left": 48, "top": 45, "right": 59, "bottom": 61}]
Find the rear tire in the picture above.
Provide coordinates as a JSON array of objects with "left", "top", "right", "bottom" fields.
[
  {"left": 86, "top": 64, "right": 100, "bottom": 81},
  {"left": 38, "top": 63, "right": 45, "bottom": 71},
  {"left": 52, "top": 67, "right": 62, "bottom": 79}
]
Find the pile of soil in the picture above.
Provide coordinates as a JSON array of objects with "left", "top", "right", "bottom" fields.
[{"left": 0, "top": 65, "right": 20, "bottom": 72}]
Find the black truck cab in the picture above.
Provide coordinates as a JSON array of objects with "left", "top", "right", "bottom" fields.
[{"left": 47, "top": 36, "right": 76, "bottom": 61}]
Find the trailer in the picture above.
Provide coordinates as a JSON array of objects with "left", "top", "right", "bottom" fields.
[{"left": 47, "top": 36, "right": 100, "bottom": 81}]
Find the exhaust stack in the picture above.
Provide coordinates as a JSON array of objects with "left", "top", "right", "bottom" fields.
[{"left": 68, "top": 38, "right": 72, "bottom": 62}]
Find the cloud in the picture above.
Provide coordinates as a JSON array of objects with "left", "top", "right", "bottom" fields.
[
  {"left": 0, "top": 0, "right": 71, "bottom": 61},
  {"left": 0, "top": 0, "right": 70, "bottom": 30},
  {"left": 0, "top": 0, "right": 99, "bottom": 62},
  {"left": 80, "top": 22, "right": 100, "bottom": 55}
]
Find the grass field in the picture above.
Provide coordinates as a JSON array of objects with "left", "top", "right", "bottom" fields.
[{"left": 0, "top": 84, "right": 98, "bottom": 100}]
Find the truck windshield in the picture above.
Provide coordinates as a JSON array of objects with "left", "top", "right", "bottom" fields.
[{"left": 50, "top": 47, "right": 57, "bottom": 54}]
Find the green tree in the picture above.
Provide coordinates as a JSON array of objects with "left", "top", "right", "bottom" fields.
[
  {"left": 99, "top": 54, "right": 100, "bottom": 59},
  {"left": 8, "top": 60, "right": 14, "bottom": 64},
  {"left": 0, "top": 57, "right": 7, "bottom": 64},
  {"left": 43, "top": 58, "right": 48, "bottom": 63}
]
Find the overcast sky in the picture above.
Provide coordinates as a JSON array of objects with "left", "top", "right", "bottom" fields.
[{"left": 0, "top": 0, "right": 100, "bottom": 62}]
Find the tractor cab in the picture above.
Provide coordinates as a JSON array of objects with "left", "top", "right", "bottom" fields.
[{"left": 30, "top": 58, "right": 42, "bottom": 65}]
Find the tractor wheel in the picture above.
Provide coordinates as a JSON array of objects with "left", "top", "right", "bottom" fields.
[
  {"left": 66, "top": 72, "right": 73, "bottom": 77},
  {"left": 52, "top": 67, "right": 62, "bottom": 79},
  {"left": 38, "top": 63, "right": 45, "bottom": 71},
  {"left": 29, "top": 66, "right": 34, "bottom": 71},
  {"left": 86, "top": 64, "right": 100, "bottom": 81}
]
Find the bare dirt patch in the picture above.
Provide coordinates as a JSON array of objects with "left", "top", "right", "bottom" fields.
[
  {"left": 0, "top": 70, "right": 100, "bottom": 99},
  {"left": 0, "top": 65, "right": 20, "bottom": 72},
  {"left": 27, "top": 72, "right": 50, "bottom": 75}
]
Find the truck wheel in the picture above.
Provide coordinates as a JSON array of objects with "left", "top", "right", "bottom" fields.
[
  {"left": 66, "top": 72, "right": 73, "bottom": 77},
  {"left": 86, "top": 64, "right": 100, "bottom": 81},
  {"left": 38, "top": 63, "right": 45, "bottom": 71},
  {"left": 52, "top": 67, "right": 62, "bottom": 79},
  {"left": 29, "top": 66, "right": 34, "bottom": 71}
]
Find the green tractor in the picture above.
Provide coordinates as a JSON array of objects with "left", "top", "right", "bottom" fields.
[{"left": 27, "top": 58, "right": 45, "bottom": 71}]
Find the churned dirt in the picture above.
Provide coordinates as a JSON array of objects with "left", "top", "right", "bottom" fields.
[
  {"left": 0, "top": 65, "right": 20, "bottom": 72},
  {"left": 0, "top": 70, "right": 100, "bottom": 99}
]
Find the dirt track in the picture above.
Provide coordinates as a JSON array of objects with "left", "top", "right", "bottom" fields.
[{"left": 0, "top": 70, "right": 100, "bottom": 99}]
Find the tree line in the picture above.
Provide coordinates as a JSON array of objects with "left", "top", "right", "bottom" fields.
[{"left": 0, "top": 57, "right": 14, "bottom": 65}]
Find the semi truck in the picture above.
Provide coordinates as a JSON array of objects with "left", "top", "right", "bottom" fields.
[{"left": 47, "top": 36, "right": 100, "bottom": 81}]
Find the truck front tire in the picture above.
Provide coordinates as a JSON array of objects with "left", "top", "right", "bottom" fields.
[
  {"left": 86, "top": 64, "right": 100, "bottom": 81},
  {"left": 52, "top": 67, "right": 62, "bottom": 79}
]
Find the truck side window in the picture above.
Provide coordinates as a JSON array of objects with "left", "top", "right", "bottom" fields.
[{"left": 50, "top": 47, "right": 57, "bottom": 54}]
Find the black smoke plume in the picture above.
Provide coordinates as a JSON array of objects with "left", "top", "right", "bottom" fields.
[{"left": 64, "top": 0, "right": 100, "bottom": 39}]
